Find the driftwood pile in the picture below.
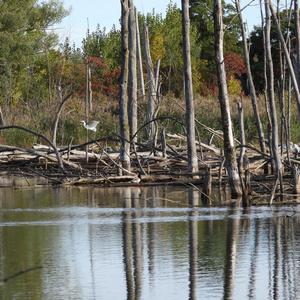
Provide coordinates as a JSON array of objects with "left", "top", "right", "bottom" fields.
[{"left": 0, "top": 131, "right": 299, "bottom": 205}]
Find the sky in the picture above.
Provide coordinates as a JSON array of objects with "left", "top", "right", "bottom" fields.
[{"left": 58, "top": 0, "right": 261, "bottom": 47}]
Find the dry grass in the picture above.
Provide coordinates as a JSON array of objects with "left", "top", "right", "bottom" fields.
[{"left": 1, "top": 91, "right": 300, "bottom": 148}]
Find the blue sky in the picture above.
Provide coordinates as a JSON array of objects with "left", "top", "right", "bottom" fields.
[{"left": 58, "top": 0, "right": 261, "bottom": 47}]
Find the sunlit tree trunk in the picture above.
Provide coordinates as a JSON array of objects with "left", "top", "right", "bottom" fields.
[
  {"left": 269, "top": 2, "right": 300, "bottom": 122},
  {"left": 265, "top": 0, "right": 282, "bottom": 182},
  {"left": 295, "top": 0, "right": 300, "bottom": 85},
  {"left": 135, "top": 8, "right": 145, "bottom": 98},
  {"left": 235, "top": 0, "right": 266, "bottom": 153},
  {"left": 119, "top": 0, "right": 131, "bottom": 172},
  {"left": 143, "top": 25, "right": 156, "bottom": 143},
  {"left": 213, "top": 0, "right": 242, "bottom": 198},
  {"left": 181, "top": 0, "right": 199, "bottom": 175},
  {"left": 128, "top": 0, "right": 138, "bottom": 144}
]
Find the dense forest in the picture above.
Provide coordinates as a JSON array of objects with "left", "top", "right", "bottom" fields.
[{"left": 2, "top": 0, "right": 300, "bottom": 202}]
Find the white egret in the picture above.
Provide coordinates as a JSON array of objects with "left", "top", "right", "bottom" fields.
[
  {"left": 291, "top": 143, "right": 300, "bottom": 156},
  {"left": 81, "top": 120, "right": 99, "bottom": 132},
  {"left": 131, "top": 172, "right": 142, "bottom": 183}
]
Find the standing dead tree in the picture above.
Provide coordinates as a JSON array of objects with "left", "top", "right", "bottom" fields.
[
  {"left": 295, "top": 0, "right": 300, "bottom": 86},
  {"left": 86, "top": 63, "right": 92, "bottom": 112},
  {"left": 143, "top": 25, "right": 157, "bottom": 144},
  {"left": 235, "top": 0, "right": 266, "bottom": 154},
  {"left": 265, "top": 0, "right": 283, "bottom": 199},
  {"left": 269, "top": 2, "right": 300, "bottom": 122},
  {"left": 84, "top": 61, "right": 91, "bottom": 162},
  {"left": 181, "top": 0, "right": 199, "bottom": 175},
  {"left": 119, "top": 0, "right": 131, "bottom": 172},
  {"left": 128, "top": 0, "right": 138, "bottom": 144},
  {"left": 136, "top": 8, "right": 145, "bottom": 99},
  {"left": 214, "top": 0, "right": 242, "bottom": 198},
  {"left": 52, "top": 89, "right": 72, "bottom": 147}
]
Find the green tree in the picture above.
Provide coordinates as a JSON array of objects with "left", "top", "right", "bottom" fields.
[
  {"left": 0, "top": 0, "right": 68, "bottom": 106},
  {"left": 189, "top": 0, "right": 242, "bottom": 94},
  {"left": 83, "top": 24, "right": 121, "bottom": 68}
]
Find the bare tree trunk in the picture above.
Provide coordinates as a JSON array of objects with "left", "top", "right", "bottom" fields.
[
  {"left": 135, "top": 8, "right": 145, "bottom": 98},
  {"left": 88, "top": 65, "right": 92, "bottom": 112},
  {"left": 128, "top": 0, "right": 138, "bottom": 143},
  {"left": 153, "top": 59, "right": 161, "bottom": 120},
  {"left": 155, "top": 59, "right": 161, "bottom": 93},
  {"left": 0, "top": 107, "right": 5, "bottom": 126},
  {"left": 295, "top": 0, "right": 300, "bottom": 85},
  {"left": 143, "top": 25, "right": 156, "bottom": 143},
  {"left": 237, "top": 101, "right": 245, "bottom": 169},
  {"left": 260, "top": 0, "right": 270, "bottom": 118},
  {"left": 119, "top": 0, "right": 131, "bottom": 172},
  {"left": 260, "top": 0, "right": 273, "bottom": 174},
  {"left": 52, "top": 89, "right": 72, "bottom": 146},
  {"left": 235, "top": 0, "right": 266, "bottom": 153},
  {"left": 269, "top": 2, "right": 300, "bottom": 122},
  {"left": 214, "top": 0, "right": 242, "bottom": 198},
  {"left": 265, "top": 0, "right": 283, "bottom": 182},
  {"left": 85, "top": 62, "right": 90, "bottom": 163},
  {"left": 181, "top": 0, "right": 199, "bottom": 175}
]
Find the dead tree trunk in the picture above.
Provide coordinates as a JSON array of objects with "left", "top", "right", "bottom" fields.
[
  {"left": 237, "top": 101, "right": 245, "bottom": 169},
  {"left": 235, "top": 0, "right": 266, "bottom": 153},
  {"left": 128, "top": 0, "right": 138, "bottom": 143},
  {"left": 88, "top": 65, "right": 92, "bottom": 112},
  {"left": 181, "top": 0, "right": 199, "bottom": 175},
  {"left": 135, "top": 8, "right": 145, "bottom": 98},
  {"left": 265, "top": 0, "right": 283, "bottom": 184},
  {"left": 0, "top": 107, "right": 5, "bottom": 126},
  {"left": 143, "top": 25, "right": 157, "bottom": 144},
  {"left": 269, "top": 2, "right": 300, "bottom": 122},
  {"left": 85, "top": 59, "right": 90, "bottom": 163},
  {"left": 295, "top": 0, "right": 300, "bottom": 85},
  {"left": 119, "top": 0, "right": 131, "bottom": 172},
  {"left": 52, "top": 90, "right": 72, "bottom": 147},
  {"left": 214, "top": 0, "right": 242, "bottom": 198}
]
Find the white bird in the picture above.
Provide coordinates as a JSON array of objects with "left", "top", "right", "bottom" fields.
[
  {"left": 131, "top": 173, "right": 142, "bottom": 184},
  {"left": 131, "top": 176, "right": 141, "bottom": 184},
  {"left": 81, "top": 120, "right": 99, "bottom": 132},
  {"left": 291, "top": 143, "right": 300, "bottom": 156}
]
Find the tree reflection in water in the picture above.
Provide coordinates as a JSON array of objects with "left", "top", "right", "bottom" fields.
[
  {"left": 3, "top": 187, "right": 300, "bottom": 299},
  {"left": 188, "top": 188, "right": 199, "bottom": 300}
]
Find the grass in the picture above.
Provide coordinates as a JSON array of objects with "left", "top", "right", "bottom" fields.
[{"left": 1, "top": 92, "right": 300, "bottom": 149}]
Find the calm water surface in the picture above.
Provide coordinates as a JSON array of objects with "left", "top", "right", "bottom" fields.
[{"left": 0, "top": 186, "right": 299, "bottom": 299}]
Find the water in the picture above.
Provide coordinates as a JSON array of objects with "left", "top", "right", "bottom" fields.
[{"left": 0, "top": 186, "right": 300, "bottom": 299}]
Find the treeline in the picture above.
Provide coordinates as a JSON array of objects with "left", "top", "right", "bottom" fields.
[{"left": 82, "top": 1, "right": 244, "bottom": 97}]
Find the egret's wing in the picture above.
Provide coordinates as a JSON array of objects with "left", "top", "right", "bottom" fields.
[{"left": 89, "top": 121, "right": 99, "bottom": 127}]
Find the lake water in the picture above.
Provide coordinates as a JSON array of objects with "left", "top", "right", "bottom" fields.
[{"left": 0, "top": 186, "right": 299, "bottom": 299}]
